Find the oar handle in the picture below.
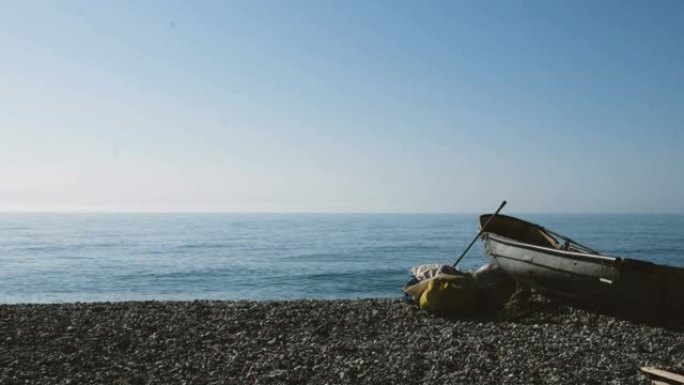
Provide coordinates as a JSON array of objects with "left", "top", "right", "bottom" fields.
[{"left": 453, "top": 200, "right": 507, "bottom": 267}]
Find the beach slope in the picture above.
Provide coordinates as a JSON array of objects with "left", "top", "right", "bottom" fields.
[{"left": 1, "top": 299, "right": 682, "bottom": 384}]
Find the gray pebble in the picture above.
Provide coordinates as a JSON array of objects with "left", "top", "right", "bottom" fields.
[{"left": 0, "top": 298, "right": 681, "bottom": 384}]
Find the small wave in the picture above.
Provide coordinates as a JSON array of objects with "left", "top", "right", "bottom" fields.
[
  {"left": 16, "top": 242, "right": 122, "bottom": 252},
  {"left": 364, "top": 244, "right": 440, "bottom": 252},
  {"left": 174, "top": 243, "right": 233, "bottom": 250},
  {"left": 0, "top": 226, "right": 29, "bottom": 231},
  {"left": 17, "top": 245, "right": 72, "bottom": 252}
]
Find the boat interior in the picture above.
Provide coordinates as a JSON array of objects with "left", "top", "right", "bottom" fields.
[{"left": 480, "top": 214, "right": 560, "bottom": 249}]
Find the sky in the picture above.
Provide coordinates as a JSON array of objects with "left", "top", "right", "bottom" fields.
[{"left": 0, "top": 0, "right": 683, "bottom": 213}]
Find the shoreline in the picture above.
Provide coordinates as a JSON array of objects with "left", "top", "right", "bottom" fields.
[{"left": 2, "top": 299, "right": 682, "bottom": 384}]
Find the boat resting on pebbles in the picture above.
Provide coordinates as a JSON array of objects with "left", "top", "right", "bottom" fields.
[{"left": 480, "top": 214, "right": 684, "bottom": 320}]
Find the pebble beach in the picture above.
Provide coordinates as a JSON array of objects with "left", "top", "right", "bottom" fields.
[{"left": 1, "top": 299, "right": 682, "bottom": 385}]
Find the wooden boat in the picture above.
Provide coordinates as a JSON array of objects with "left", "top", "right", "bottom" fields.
[{"left": 479, "top": 214, "right": 684, "bottom": 320}]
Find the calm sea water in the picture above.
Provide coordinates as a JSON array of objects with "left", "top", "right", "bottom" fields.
[{"left": 1, "top": 214, "right": 683, "bottom": 304}]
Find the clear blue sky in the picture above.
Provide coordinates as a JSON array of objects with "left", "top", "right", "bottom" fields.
[{"left": 1, "top": 0, "right": 682, "bottom": 213}]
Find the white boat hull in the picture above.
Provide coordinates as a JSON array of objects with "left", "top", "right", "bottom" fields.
[{"left": 483, "top": 233, "right": 683, "bottom": 316}]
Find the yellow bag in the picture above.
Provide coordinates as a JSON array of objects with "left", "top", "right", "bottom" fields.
[{"left": 418, "top": 274, "right": 477, "bottom": 315}]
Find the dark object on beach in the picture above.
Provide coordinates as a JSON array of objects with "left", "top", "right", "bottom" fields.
[
  {"left": 640, "top": 367, "right": 684, "bottom": 384},
  {"left": 479, "top": 214, "right": 684, "bottom": 321}
]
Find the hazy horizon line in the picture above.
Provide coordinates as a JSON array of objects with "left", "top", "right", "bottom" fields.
[{"left": 0, "top": 210, "right": 682, "bottom": 215}]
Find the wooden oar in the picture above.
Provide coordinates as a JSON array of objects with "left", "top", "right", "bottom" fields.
[
  {"left": 453, "top": 200, "right": 507, "bottom": 267},
  {"left": 640, "top": 367, "right": 684, "bottom": 385}
]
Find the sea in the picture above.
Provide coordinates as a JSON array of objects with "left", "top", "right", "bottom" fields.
[{"left": 1, "top": 213, "right": 683, "bottom": 304}]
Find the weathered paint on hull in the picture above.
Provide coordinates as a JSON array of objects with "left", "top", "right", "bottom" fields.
[{"left": 483, "top": 233, "right": 684, "bottom": 318}]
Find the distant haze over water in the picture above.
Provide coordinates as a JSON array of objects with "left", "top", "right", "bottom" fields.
[{"left": 1, "top": 213, "right": 683, "bottom": 304}]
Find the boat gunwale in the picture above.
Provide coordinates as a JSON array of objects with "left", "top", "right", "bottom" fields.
[
  {"left": 491, "top": 253, "right": 617, "bottom": 281},
  {"left": 484, "top": 232, "right": 620, "bottom": 263}
]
